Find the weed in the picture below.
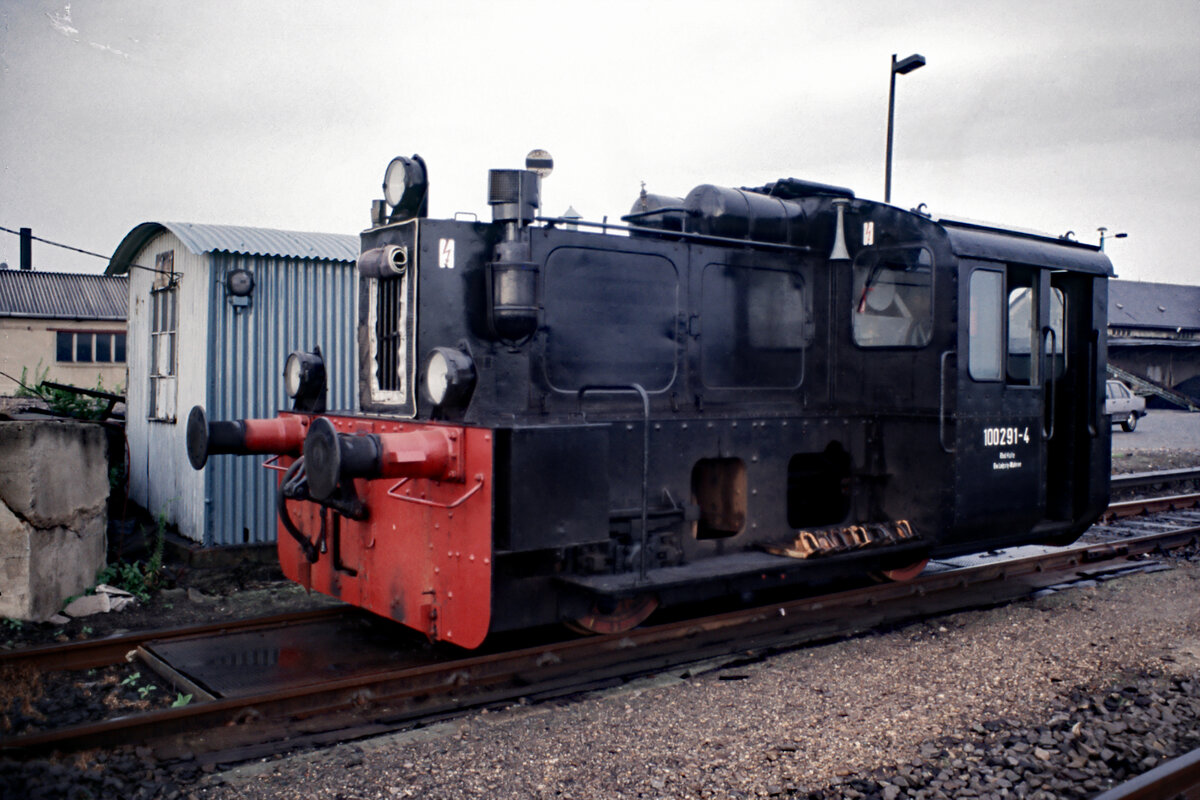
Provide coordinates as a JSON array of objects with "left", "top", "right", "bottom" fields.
[
  {"left": 14, "top": 365, "right": 121, "bottom": 420},
  {"left": 1, "top": 618, "right": 23, "bottom": 632},
  {"left": 13, "top": 363, "right": 49, "bottom": 398},
  {"left": 95, "top": 561, "right": 153, "bottom": 602},
  {"left": 120, "top": 672, "right": 141, "bottom": 687},
  {"left": 171, "top": 693, "right": 193, "bottom": 708},
  {"left": 93, "top": 505, "right": 170, "bottom": 602}
]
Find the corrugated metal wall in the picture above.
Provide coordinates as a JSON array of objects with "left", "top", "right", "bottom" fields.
[{"left": 205, "top": 252, "right": 358, "bottom": 546}]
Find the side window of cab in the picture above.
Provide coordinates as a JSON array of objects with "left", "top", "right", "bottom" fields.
[{"left": 851, "top": 246, "right": 934, "bottom": 348}]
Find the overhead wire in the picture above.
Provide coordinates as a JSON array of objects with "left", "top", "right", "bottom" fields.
[{"left": 0, "top": 225, "right": 174, "bottom": 277}]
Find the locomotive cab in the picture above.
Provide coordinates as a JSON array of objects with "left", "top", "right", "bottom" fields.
[{"left": 187, "top": 153, "right": 1112, "bottom": 648}]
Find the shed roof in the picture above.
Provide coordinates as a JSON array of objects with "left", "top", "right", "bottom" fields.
[
  {"left": 1108, "top": 280, "right": 1200, "bottom": 332},
  {"left": 105, "top": 222, "right": 359, "bottom": 275},
  {"left": 0, "top": 270, "right": 128, "bottom": 320}
]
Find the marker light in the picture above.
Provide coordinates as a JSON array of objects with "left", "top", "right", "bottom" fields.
[
  {"left": 423, "top": 347, "right": 476, "bottom": 409},
  {"left": 383, "top": 155, "right": 429, "bottom": 219},
  {"left": 283, "top": 347, "right": 327, "bottom": 413}
]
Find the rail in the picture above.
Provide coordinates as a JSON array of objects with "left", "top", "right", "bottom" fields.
[
  {"left": 1111, "top": 468, "right": 1200, "bottom": 491},
  {"left": 1092, "top": 745, "right": 1200, "bottom": 800}
]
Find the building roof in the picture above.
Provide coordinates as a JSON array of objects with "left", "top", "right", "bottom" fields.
[
  {"left": 0, "top": 270, "right": 128, "bottom": 320},
  {"left": 1109, "top": 280, "right": 1200, "bottom": 332},
  {"left": 105, "top": 222, "right": 359, "bottom": 275}
]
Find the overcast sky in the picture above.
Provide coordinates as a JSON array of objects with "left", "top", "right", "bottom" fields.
[{"left": 1, "top": 1, "right": 1197, "bottom": 283}]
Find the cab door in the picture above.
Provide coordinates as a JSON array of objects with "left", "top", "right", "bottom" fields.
[
  {"left": 1043, "top": 269, "right": 1105, "bottom": 528},
  {"left": 950, "top": 260, "right": 1052, "bottom": 543}
]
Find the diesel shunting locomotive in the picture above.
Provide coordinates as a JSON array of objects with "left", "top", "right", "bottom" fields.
[{"left": 187, "top": 152, "right": 1113, "bottom": 648}]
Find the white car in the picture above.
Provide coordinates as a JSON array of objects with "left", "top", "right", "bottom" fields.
[{"left": 1105, "top": 380, "right": 1147, "bottom": 432}]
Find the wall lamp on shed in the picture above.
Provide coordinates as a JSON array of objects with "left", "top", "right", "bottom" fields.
[
  {"left": 225, "top": 268, "right": 256, "bottom": 308},
  {"left": 284, "top": 346, "right": 327, "bottom": 413}
]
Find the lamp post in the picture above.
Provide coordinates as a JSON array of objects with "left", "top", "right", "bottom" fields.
[
  {"left": 1098, "top": 227, "right": 1127, "bottom": 251},
  {"left": 885, "top": 53, "right": 926, "bottom": 204}
]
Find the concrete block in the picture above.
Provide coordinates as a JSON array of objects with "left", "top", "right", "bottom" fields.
[
  {"left": 0, "top": 420, "right": 109, "bottom": 530},
  {"left": 0, "top": 420, "right": 108, "bottom": 621}
]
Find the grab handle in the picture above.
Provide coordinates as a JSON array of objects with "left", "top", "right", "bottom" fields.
[
  {"left": 1042, "top": 327, "right": 1057, "bottom": 440},
  {"left": 939, "top": 350, "right": 956, "bottom": 453}
]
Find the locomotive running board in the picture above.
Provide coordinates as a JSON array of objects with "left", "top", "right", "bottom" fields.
[{"left": 556, "top": 541, "right": 929, "bottom": 596}]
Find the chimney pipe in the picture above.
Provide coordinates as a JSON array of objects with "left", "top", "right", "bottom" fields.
[{"left": 19, "top": 228, "right": 32, "bottom": 270}]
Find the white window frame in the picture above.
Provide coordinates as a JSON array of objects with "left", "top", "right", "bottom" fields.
[{"left": 148, "top": 251, "right": 179, "bottom": 422}]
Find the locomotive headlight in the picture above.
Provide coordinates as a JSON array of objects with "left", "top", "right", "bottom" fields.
[
  {"left": 383, "top": 155, "right": 429, "bottom": 220},
  {"left": 423, "top": 347, "right": 476, "bottom": 410},
  {"left": 284, "top": 347, "right": 327, "bottom": 413}
]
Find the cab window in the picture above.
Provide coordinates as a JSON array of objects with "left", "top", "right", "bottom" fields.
[
  {"left": 1007, "top": 284, "right": 1066, "bottom": 384},
  {"left": 968, "top": 269, "right": 1004, "bottom": 381},
  {"left": 851, "top": 246, "right": 933, "bottom": 348}
]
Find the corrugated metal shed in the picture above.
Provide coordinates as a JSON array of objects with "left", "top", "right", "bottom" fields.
[
  {"left": 110, "top": 221, "right": 360, "bottom": 547},
  {"left": 105, "top": 222, "right": 359, "bottom": 275},
  {"left": 0, "top": 270, "right": 128, "bottom": 320}
]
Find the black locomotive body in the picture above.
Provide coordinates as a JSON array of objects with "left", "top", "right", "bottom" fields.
[{"left": 189, "top": 158, "right": 1112, "bottom": 648}]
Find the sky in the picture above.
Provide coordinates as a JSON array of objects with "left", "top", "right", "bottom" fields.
[{"left": 0, "top": 1, "right": 1197, "bottom": 283}]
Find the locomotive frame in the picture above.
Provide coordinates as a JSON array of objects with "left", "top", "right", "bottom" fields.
[{"left": 188, "top": 155, "right": 1112, "bottom": 648}]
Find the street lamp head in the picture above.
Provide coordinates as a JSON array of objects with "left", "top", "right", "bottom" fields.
[
  {"left": 1098, "top": 227, "right": 1128, "bottom": 251},
  {"left": 893, "top": 53, "right": 926, "bottom": 75}
]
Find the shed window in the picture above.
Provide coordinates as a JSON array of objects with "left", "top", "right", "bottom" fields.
[
  {"left": 148, "top": 250, "right": 178, "bottom": 421},
  {"left": 75, "top": 334, "right": 93, "bottom": 362},
  {"left": 56, "top": 331, "right": 73, "bottom": 362},
  {"left": 55, "top": 331, "right": 126, "bottom": 364}
]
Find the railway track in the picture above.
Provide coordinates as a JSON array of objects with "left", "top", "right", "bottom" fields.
[
  {"left": 3, "top": 512, "right": 1197, "bottom": 766},
  {"left": 1094, "top": 745, "right": 1200, "bottom": 800},
  {"left": 1110, "top": 467, "right": 1200, "bottom": 493}
]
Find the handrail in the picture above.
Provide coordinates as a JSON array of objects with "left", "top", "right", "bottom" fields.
[
  {"left": 578, "top": 384, "right": 651, "bottom": 581},
  {"left": 386, "top": 474, "right": 484, "bottom": 509},
  {"left": 1042, "top": 327, "right": 1057, "bottom": 440},
  {"left": 1087, "top": 332, "right": 1099, "bottom": 437},
  {"left": 938, "top": 351, "right": 956, "bottom": 453}
]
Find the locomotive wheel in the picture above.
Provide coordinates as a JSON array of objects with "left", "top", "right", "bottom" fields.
[
  {"left": 566, "top": 595, "right": 659, "bottom": 635},
  {"left": 879, "top": 557, "right": 929, "bottom": 582},
  {"left": 1120, "top": 412, "right": 1138, "bottom": 432}
]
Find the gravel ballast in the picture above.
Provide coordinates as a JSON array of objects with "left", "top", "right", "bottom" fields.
[
  {"left": 3, "top": 556, "right": 1198, "bottom": 799},
  {"left": 182, "top": 557, "right": 1198, "bottom": 799}
]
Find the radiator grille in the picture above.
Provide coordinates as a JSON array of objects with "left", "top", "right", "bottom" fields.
[{"left": 375, "top": 274, "right": 406, "bottom": 393}]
